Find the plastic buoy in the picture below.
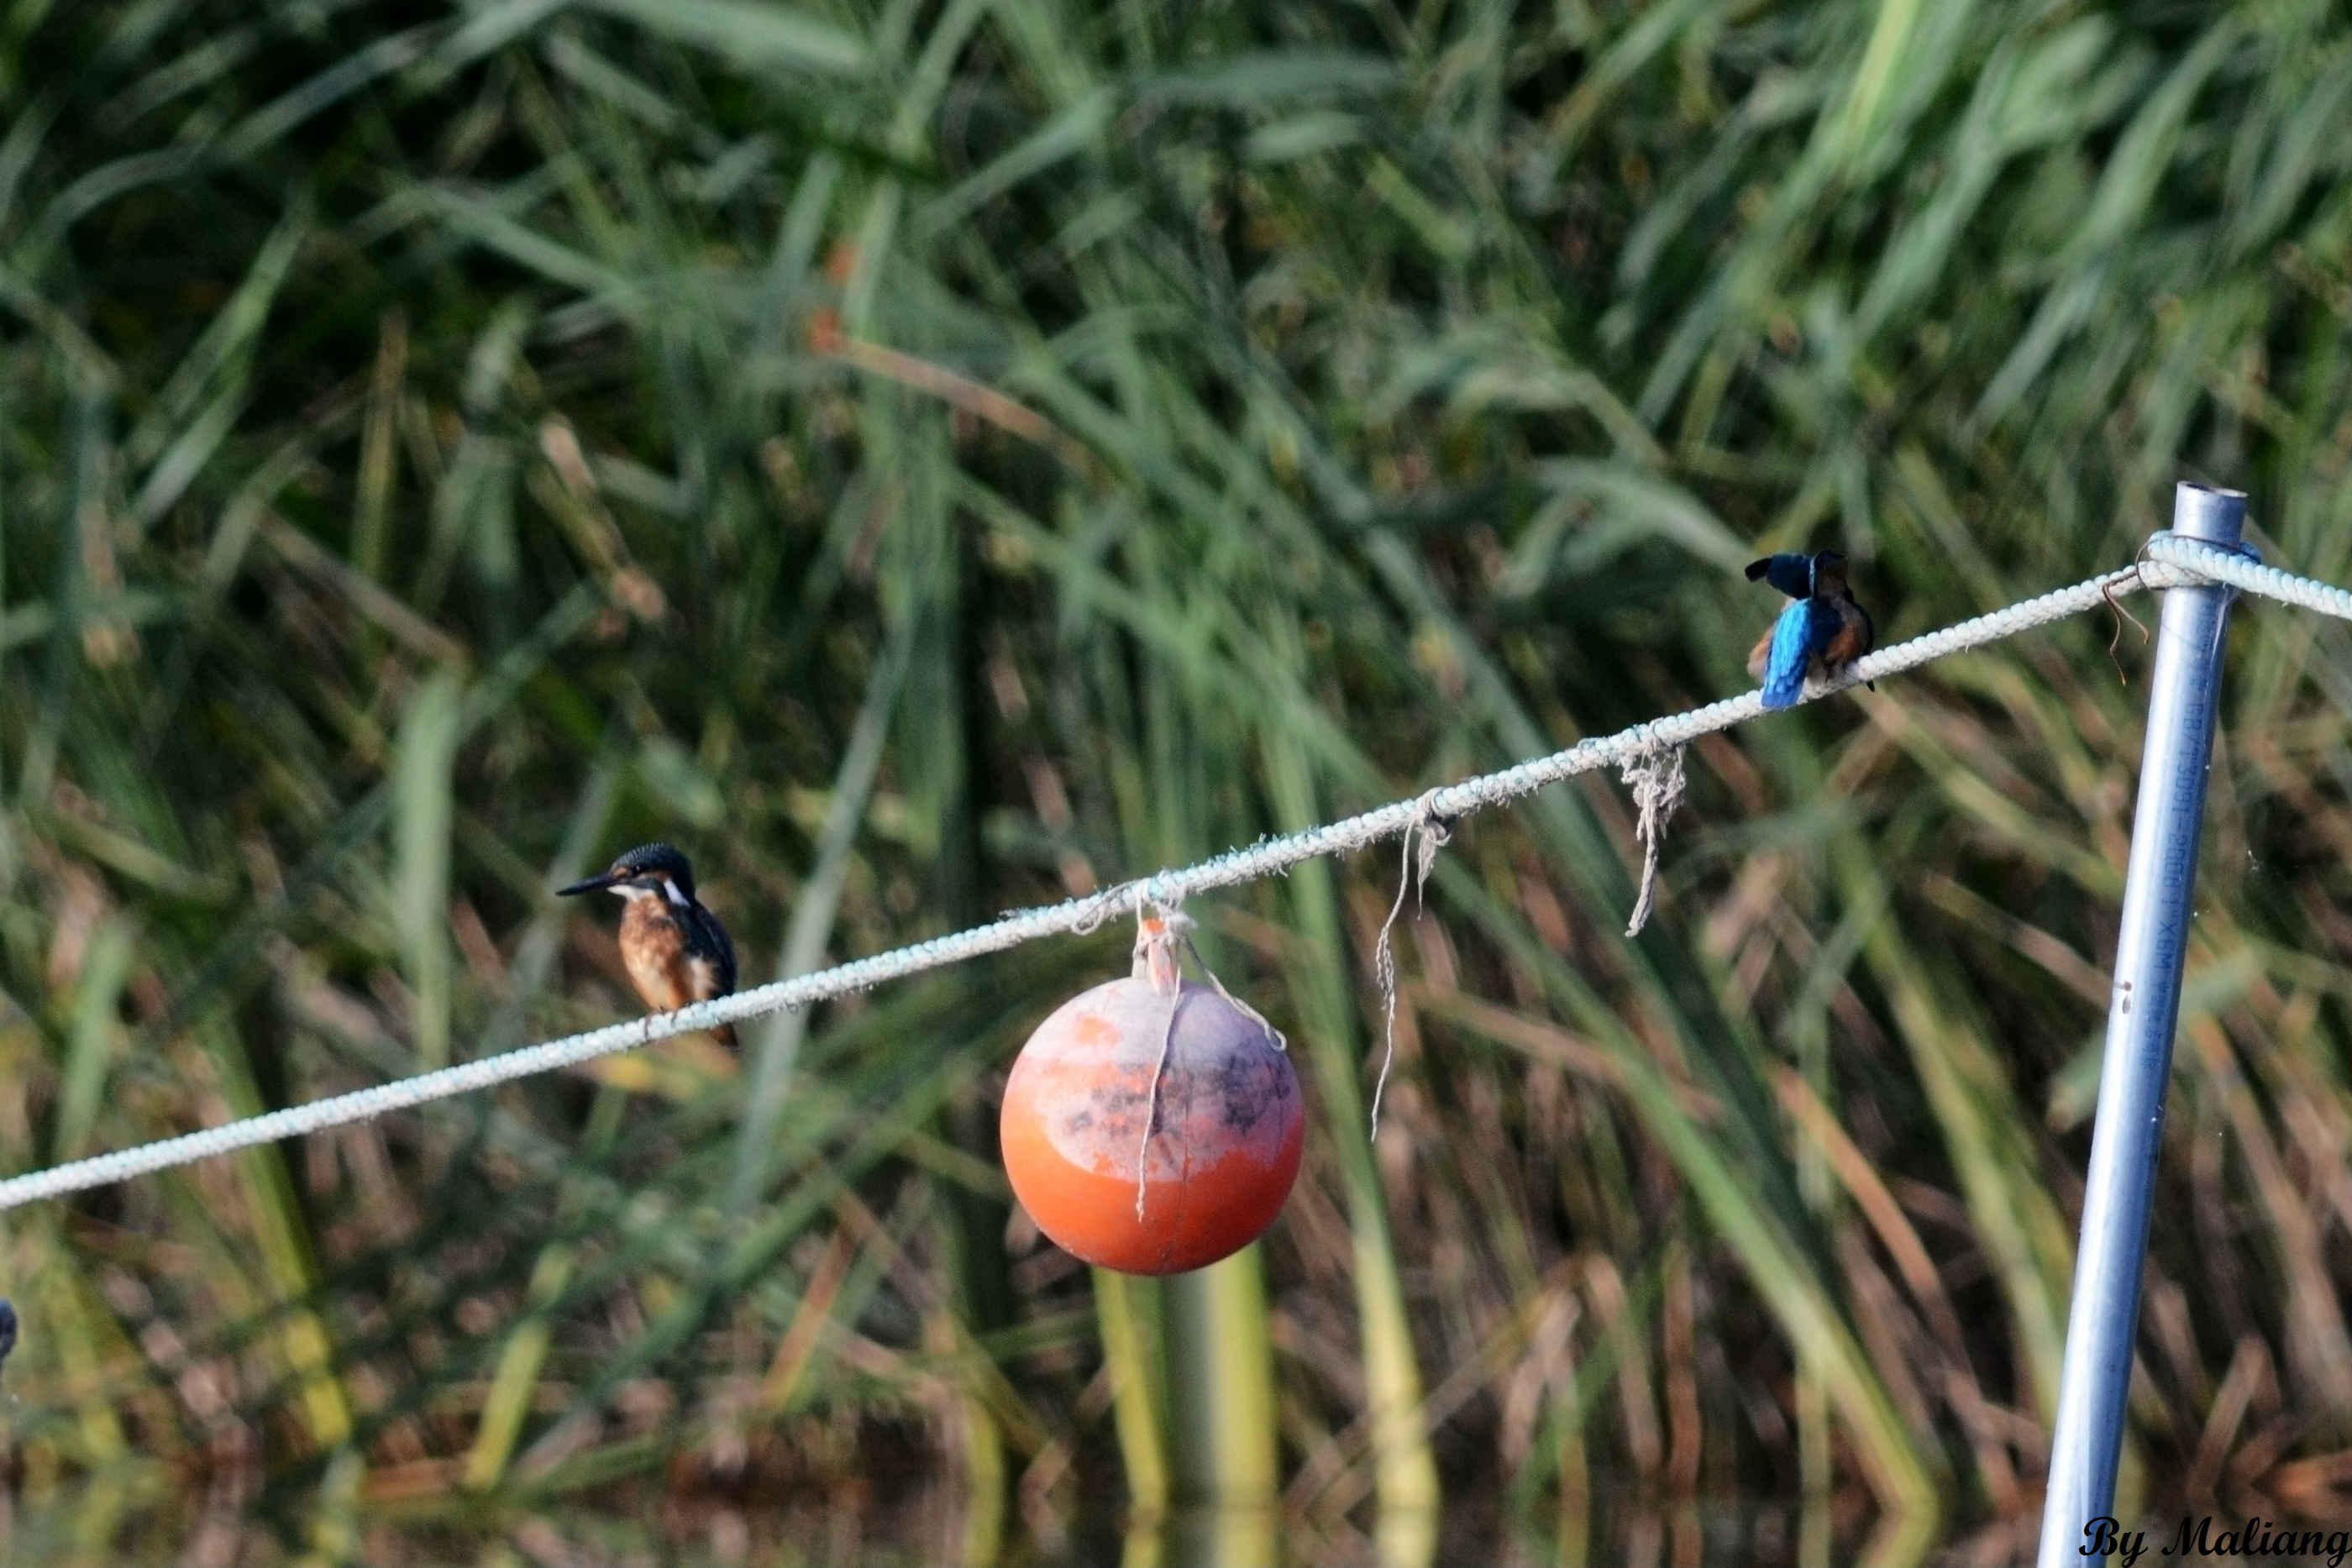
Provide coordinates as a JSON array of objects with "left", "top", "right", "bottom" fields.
[{"left": 1001, "top": 918, "right": 1303, "bottom": 1276}]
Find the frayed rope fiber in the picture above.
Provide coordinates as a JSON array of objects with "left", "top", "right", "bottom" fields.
[
  {"left": 1621, "top": 745, "right": 1688, "bottom": 938},
  {"left": 0, "top": 532, "right": 2325, "bottom": 1211},
  {"left": 1368, "top": 798, "right": 1452, "bottom": 1138}
]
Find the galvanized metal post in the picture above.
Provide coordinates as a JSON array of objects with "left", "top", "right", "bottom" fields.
[{"left": 2036, "top": 482, "right": 2247, "bottom": 1566}]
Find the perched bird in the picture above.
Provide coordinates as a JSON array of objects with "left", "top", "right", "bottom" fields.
[
  {"left": 559, "top": 843, "right": 738, "bottom": 1049},
  {"left": 1746, "top": 550, "right": 1876, "bottom": 709},
  {"left": 0, "top": 1297, "right": 16, "bottom": 1378}
]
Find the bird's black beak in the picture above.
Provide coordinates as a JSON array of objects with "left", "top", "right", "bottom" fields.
[{"left": 557, "top": 870, "right": 620, "bottom": 897}]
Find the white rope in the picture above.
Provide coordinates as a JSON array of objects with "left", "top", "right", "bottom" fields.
[
  {"left": 2145, "top": 533, "right": 2352, "bottom": 622},
  {"left": 0, "top": 532, "right": 2328, "bottom": 1212}
]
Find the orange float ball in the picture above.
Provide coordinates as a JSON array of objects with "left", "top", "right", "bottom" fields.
[{"left": 1001, "top": 973, "right": 1304, "bottom": 1276}]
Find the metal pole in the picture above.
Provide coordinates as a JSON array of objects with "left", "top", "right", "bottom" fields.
[{"left": 2036, "top": 482, "right": 2247, "bottom": 1566}]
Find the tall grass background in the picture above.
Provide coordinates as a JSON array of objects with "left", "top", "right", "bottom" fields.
[{"left": 3, "top": 1, "right": 2351, "bottom": 1563}]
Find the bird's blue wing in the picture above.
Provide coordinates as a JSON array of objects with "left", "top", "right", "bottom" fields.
[{"left": 1761, "top": 600, "right": 1816, "bottom": 709}]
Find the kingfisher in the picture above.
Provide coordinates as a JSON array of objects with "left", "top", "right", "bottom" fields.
[
  {"left": 559, "top": 843, "right": 738, "bottom": 1050},
  {"left": 1746, "top": 550, "right": 1876, "bottom": 709}
]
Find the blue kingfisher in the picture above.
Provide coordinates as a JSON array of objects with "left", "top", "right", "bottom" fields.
[
  {"left": 1746, "top": 549, "right": 1876, "bottom": 709},
  {"left": 559, "top": 843, "right": 739, "bottom": 1050}
]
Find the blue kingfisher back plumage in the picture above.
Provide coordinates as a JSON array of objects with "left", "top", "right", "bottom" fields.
[
  {"left": 1745, "top": 549, "right": 1876, "bottom": 709},
  {"left": 559, "top": 843, "right": 739, "bottom": 1050}
]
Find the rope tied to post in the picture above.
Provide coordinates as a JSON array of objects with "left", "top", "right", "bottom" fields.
[{"left": 1, "top": 526, "right": 2344, "bottom": 1214}]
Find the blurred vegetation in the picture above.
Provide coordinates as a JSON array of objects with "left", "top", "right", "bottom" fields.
[{"left": 3, "top": 0, "right": 2352, "bottom": 1563}]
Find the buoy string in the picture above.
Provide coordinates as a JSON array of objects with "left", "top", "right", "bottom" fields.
[{"left": 1132, "top": 908, "right": 1187, "bottom": 1221}]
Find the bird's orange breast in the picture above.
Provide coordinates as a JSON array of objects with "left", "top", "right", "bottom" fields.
[
  {"left": 618, "top": 899, "right": 695, "bottom": 1014},
  {"left": 1819, "top": 603, "right": 1872, "bottom": 671}
]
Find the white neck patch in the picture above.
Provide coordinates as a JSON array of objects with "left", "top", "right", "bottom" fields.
[{"left": 662, "top": 878, "right": 690, "bottom": 907}]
